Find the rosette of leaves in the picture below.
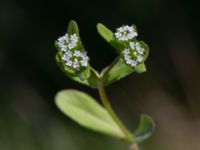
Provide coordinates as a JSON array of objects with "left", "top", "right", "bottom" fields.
[{"left": 54, "top": 20, "right": 155, "bottom": 147}]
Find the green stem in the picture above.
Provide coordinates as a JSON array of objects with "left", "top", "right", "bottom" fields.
[
  {"left": 97, "top": 82, "right": 133, "bottom": 143},
  {"left": 130, "top": 143, "right": 139, "bottom": 150}
]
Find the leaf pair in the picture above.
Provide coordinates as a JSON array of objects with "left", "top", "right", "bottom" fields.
[{"left": 56, "top": 89, "right": 155, "bottom": 143}]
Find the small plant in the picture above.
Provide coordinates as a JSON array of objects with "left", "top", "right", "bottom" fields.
[{"left": 54, "top": 20, "right": 155, "bottom": 150}]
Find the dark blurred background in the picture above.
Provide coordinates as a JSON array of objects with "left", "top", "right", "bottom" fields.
[{"left": 1, "top": 0, "right": 200, "bottom": 149}]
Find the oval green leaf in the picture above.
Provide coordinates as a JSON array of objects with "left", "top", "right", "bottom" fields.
[
  {"left": 101, "top": 58, "right": 134, "bottom": 86},
  {"left": 97, "top": 23, "right": 114, "bottom": 43},
  {"left": 135, "top": 63, "right": 146, "bottom": 73},
  {"left": 97, "top": 23, "right": 125, "bottom": 53},
  {"left": 133, "top": 114, "right": 155, "bottom": 143},
  {"left": 55, "top": 89, "right": 125, "bottom": 139},
  {"left": 67, "top": 20, "right": 80, "bottom": 35}
]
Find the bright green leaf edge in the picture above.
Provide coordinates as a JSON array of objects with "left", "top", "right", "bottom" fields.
[
  {"left": 101, "top": 58, "right": 147, "bottom": 86},
  {"left": 133, "top": 114, "right": 155, "bottom": 143},
  {"left": 67, "top": 20, "right": 80, "bottom": 35},
  {"left": 97, "top": 23, "right": 125, "bottom": 53},
  {"left": 55, "top": 89, "right": 125, "bottom": 139}
]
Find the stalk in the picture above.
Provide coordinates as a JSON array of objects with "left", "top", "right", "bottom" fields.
[{"left": 97, "top": 82, "right": 133, "bottom": 143}]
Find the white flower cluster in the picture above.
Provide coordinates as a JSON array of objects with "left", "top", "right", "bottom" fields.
[
  {"left": 114, "top": 25, "right": 146, "bottom": 68},
  {"left": 57, "top": 33, "right": 89, "bottom": 70},
  {"left": 122, "top": 41, "right": 145, "bottom": 67},
  {"left": 57, "top": 33, "right": 79, "bottom": 51},
  {"left": 114, "top": 25, "right": 138, "bottom": 41}
]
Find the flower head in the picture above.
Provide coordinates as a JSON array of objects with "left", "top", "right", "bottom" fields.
[
  {"left": 114, "top": 25, "right": 138, "bottom": 41},
  {"left": 114, "top": 24, "right": 148, "bottom": 68},
  {"left": 57, "top": 33, "right": 79, "bottom": 51},
  {"left": 122, "top": 41, "right": 145, "bottom": 67},
  {"left": 56, "top": 33, "right": 89, "bottom": 70}
]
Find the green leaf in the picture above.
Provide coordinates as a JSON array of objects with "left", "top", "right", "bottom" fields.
[
  {"left": 67, "top": 20, "right": 79, "bottom": 35},
  {"left": 76, "top": 67, "right": 91, "bottom": 81},
  {"left": 55, "top": 89, "right": 125, "bottom": 139},
  {"left": 135, "top": 63, "right": 146, "bottom": 73},
  {"left": 97, "top": 23, "right": 114, "bottom": 42},
  {"left": 101, "top": 58, "right": 134, "bottom": 86},
  {"left": 133, "top": 114, "right": 155, "bottom": 143},
  {"left": 97, "top": 23, "right": 125, "bottom": 53},
  {"left": 87, "top": 67, "right": 100, "bottom": 88}
]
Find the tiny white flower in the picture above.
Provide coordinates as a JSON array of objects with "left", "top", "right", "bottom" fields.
[
  {"left": 135, "top": 42, "right": 144, "bottom": 54},
  {"left": 59, "top": 45, "right": 67, "bottom": 52},
  {"left": 115, "top": 32, "right": 122, "bottom": 39},
  {"left": 115, "top": 25, "right": 138, "bottom": 41},
  {"left": 57, "top": 33, "right": 79, "bottom": 51},
  {"left": 58, "top": 34, "right": 68, "bottom": 44},
  {"left": 123, "top": 48, "right": 130, "bottom": 55},
  {"left": 68, "top": 43, "right": 74, "bottom": 49},
  {"left": 129, "top": 42, "right": 135, "bottom": 49},
  {"left": 137, "top": 55, "right": 143, "bottom": 62},
  {"left": 62, "top": 54, "right": 69, "bottom": 61},
  {"left": 81, "top": 59, "right": 88, "bottom": 67},
  {"left": 131, "top": 60, "right": 138, "bottom": 67},
  {"left": 126, "top": 59, "right": 132, "bottom": 65},
  {"left": 66, "top": 60, "right": 72, "bottom": 67},
  {"left": 65, "top": 50, "right": 73, "bottom": 57},
  {"left": 74, "top": 50, "right": 81, "bottom": 57},
  {"left": 71, "top": 34, "right": 78, "bottom": 43},
  {"left": 72, "top": 58, "right": 80, "bottom": 69}
]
